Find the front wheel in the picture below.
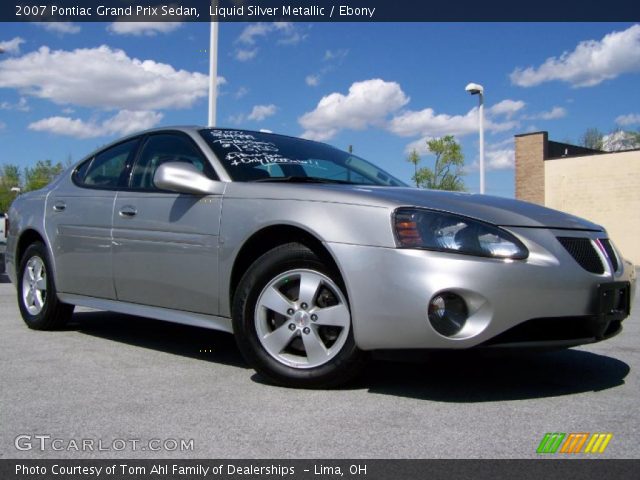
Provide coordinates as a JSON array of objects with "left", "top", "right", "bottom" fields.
[
  {"left": 233, "top": 243, "right": 366, "bottom": 388},
  {"left": 17, "top": 242, "right": 74, "bottom": 330}
]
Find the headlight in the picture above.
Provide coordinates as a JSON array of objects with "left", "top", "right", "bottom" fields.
[{"left": 393, "top": 208, "right": 528, "bottom": 260}]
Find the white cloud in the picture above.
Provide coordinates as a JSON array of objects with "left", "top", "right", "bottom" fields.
[
  {"left": 485, "top": 148, "right": 515, "bottom": 170},
  {"left": 235, "top": 48, "right": 257, "bottom": 61},
  {"left": 0, "top": 37, "right": 25, "bottom": 55},
  {"left": 0, "top": 120, "right": 6, "bottom": 130},
  {"left": 389, "top": 105, "right": 517, "bottom": 140},
  {"left": 489, "top": 99, "right": 525, "bottom": 119},
  {"left": 524, "top": 106, "right": 567, "bottom": 120},
  {"left": 237, "top": 22, "right": 300, "bottom": 45},
  {"left": 248, "top": 104, "right": 277, "bottom": 121},
  {"left": 29, "top": 116, "right": 102, "bottom": 138},
  {"left": 234, "top": 22, "right": 305, "bottom": 60},
  {"left": 396, "top": 103, "right": 521, "bottom": 155},
  {"left": 107, "top": 22, "right": 182, "bottom": 36},
  {"left": 103, "top": 110, "right": 163, "bottom": 135},
  {"left": 390, "top": 109, "right": 479, "bottom": 138},
  {"left": 0, "top": 45, "right": 221, "bottom": 110},
  {"left": 234, "top": 87, "right": 249, "bottom": 99},
  {"left": 304, "top": 49, "right": 348, "bottom": 87},
  {"left": 511, "top": 24, "right": 640, "bottom": 87},
  {"left": 616, "top": 113, "right": 640, "bottom": 126},
  {"left": 305, "top": 74, "right": 320, "bottom": 86},
  {"left": 277, "top": 28, "right": 307, "bottom": 46},
  {"left": 464, "top": 140, "right": 515, "bottom": 172},
  {"left": 28, "top": 110, "right": 163, "bottom": 138},
  {"left": 0, "top": 97, "right": 29, "bottom": 112},
  {"left": 299, "top": 79, "right": 409, "bottom": 141},
  {"left": 323, "top": 49, "right": 349, "bottom": 62},
  {"left": 237, "top": 23, "right": 274, "bottom": 45},
  {"left": 37, "top": 22, "right": 81, "bottom": 35},
  {"left": 403, "top": 137, "right": 433, "bottom": 155}
]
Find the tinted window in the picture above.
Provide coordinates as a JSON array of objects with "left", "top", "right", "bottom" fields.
[
  {"left": 130, "top": 134, "right": 213, "bottom": 190},
  {"left": 73, "top": 158, "right": 92, "bottom": 183},
  {"left": 83, "top": 139, "right": 138, "bottom": 188},
  {"left": 199, "top": 129, "right": 406, "bottom": 186}
]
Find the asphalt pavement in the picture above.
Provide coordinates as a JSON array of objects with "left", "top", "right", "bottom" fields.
[{"left": 1, "top": 272, "right": 638, "bottom": 459}]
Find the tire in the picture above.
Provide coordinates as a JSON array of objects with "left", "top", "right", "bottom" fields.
[
  {"left": 17, "top": 241, "right": 74, "bottom": 330},
  {"left": 233, "top": 242, "right": 366, "bottom": 388}
]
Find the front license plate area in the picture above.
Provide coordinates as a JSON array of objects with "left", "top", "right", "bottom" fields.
[{"left": 597, "top": 282, "right": 631, "bottom": 321}]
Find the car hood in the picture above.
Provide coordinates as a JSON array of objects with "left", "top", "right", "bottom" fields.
[
  {"left": 349, "top": 186, "right": 602, "bottom": 230},
  {"left": 228, "top": 183, "right": 603, "bottom": 230}
]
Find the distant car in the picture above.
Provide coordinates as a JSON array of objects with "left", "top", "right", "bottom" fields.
[{"left": 5, "top": 127, "right": 636, "bottom": 387}]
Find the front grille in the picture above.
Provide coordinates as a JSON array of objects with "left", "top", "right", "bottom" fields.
[
  {"left": 600, "top": 239, "right": 619, "bottom": 272},
  {"left": 557, "top": 237, "right": 604, "bottom": 274}
]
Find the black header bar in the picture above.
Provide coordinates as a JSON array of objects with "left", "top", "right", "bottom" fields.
[{"left": 4, "top": 0, "right": 640, "bottom": 22}]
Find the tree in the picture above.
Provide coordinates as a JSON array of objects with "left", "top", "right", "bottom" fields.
[
  {"left": 408, "top": 136, "right": 465, "bottom": 191},
  {"left": 406, "top": 149, "right": 420, "bottom": 187},
  {"left": 580, "top": 128, "right": 604, "bottom": 150},
  {"left": 24, "top": 160, "right": 64, "bottom": 192},
  {"left": 0, "top": 164, "right": 21, "bottom": 213}
]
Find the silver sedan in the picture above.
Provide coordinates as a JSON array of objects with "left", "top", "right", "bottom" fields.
[{"left": 5, "top": 127, "right": 636, "bottom": 387}]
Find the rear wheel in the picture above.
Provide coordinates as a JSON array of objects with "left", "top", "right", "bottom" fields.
[
  {"left": 17, "top": 242, "right": 74, "bottom": 330},
  {"left": 233, "top": 243, "right": 365, "bottom": 388}
]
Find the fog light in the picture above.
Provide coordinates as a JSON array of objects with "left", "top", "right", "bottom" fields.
[{"left": 428, "top": 292, "right": 468, "bottom": 337}]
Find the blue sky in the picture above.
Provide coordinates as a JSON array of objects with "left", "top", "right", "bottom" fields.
[{"left": 1, "top": 22, "right": 640, "bottom": 196}]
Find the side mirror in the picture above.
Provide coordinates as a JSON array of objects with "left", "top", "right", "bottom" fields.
[{"left": 153, "top": 162, "right": 224, "bottom": 195}]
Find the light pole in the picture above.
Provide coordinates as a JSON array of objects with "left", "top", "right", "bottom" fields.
[
  {"left": 208, "top": 2, "right": 219, "bottom": 127},
  {"left": 465, "top": 82, "right": 485, "bottom": 194}
]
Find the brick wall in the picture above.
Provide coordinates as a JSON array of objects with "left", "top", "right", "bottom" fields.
[{"left": 515, "top": 132, "right": 547, "bottom": 205}]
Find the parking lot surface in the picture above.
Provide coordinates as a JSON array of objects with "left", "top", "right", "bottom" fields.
[{"left": 1, "top": 273, "right": 638, "bottom": 459}]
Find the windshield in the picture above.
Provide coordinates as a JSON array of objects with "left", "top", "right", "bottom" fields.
[{"left": 199, "top": 129, "right": 406, "bottom": 186}]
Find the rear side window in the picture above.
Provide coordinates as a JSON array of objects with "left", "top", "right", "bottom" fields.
[
  {"left": 78, "top": 139, "right": 138, "bottom": 188},
  {"left": 129, "top": 134, "right": 215, "bottom": 190}
]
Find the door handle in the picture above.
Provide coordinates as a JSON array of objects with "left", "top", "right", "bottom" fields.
[
  {"left": 52, "top": 202, "right": 66, "bottom": 212},
  {"left": 118, "top": 206, "right": 137, "bottom": 218}
]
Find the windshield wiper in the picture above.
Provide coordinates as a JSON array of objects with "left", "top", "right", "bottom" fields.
[{"left": 252, "top": 176, "right": 356, "bottom": 185}]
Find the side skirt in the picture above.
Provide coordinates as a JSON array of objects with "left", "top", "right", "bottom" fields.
[{"left": 57, "top": 293, "right": 233, "bottom": 333}]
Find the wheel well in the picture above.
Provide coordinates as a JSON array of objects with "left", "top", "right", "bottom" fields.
[
  {"left": 229, "top": 225, "right": 342, "bottom": 306},
  {"left": 16, "top": 229, "right": 45, "bottom": 270}
]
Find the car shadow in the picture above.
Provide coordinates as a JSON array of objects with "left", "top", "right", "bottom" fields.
[
  {"left": 69, "top": 310, "right": 249, "bottom": 369},
  {"left": 358, "top": 349, "right": 630, "bottom": 402},
  {"left": 70, "top": 310, "right": 629, "bottom": 401},
  {"left": 0, "top": 273, "right": 11, "bottom": 284}
]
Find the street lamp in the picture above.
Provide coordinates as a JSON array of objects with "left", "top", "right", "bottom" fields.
[
  {"left": 208, "top": 1, "right": 219, "bottom": 127},
  {"left": 465, "top": 82, "right": 485, "bottom": 194},
  {"left": 208, "top": 21, "right": 219, "bottom": 127}
]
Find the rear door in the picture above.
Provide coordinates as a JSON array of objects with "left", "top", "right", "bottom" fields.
[
  {"left": 112, "top": 132, "right": 222, "bottom": 314},
  {"left": 46, "top": 138, "right": 139, "bottom": 298}
]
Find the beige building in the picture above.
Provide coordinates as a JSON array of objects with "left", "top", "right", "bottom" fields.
[{"left": 515, "top": 131, "right": 640, "bottom": 265}]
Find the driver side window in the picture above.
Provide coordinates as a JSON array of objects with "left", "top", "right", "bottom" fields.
[{"left": 130, "top": 134, "right": 215, "bottom": 190}]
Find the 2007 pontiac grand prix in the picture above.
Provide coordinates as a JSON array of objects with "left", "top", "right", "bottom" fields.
[{"left": 5, "top": 127, "right": 635, "bottom": 387}]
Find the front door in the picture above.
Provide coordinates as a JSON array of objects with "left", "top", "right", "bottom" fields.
[{"left": 112, "top": 132, "right": 222, "bottom": 315}]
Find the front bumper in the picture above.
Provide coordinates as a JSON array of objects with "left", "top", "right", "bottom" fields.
[{"left": 327, "top": 227, "right": 635, "bottom": 350}]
